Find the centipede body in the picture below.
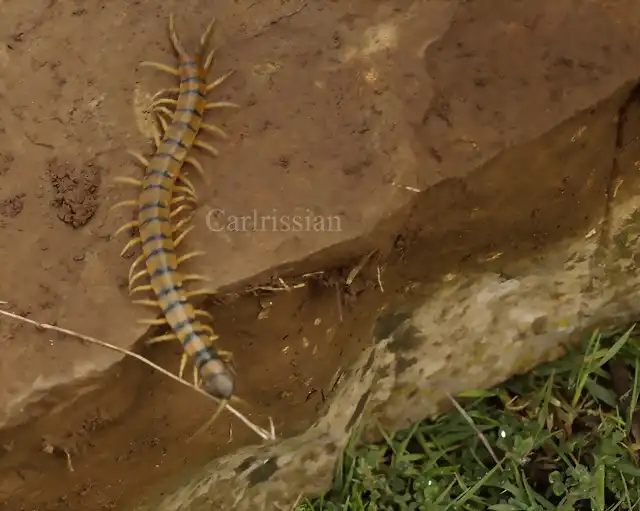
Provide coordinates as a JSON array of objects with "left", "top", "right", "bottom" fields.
[{"left": 114, "top": 14, "right": 238, "bottom": 401}]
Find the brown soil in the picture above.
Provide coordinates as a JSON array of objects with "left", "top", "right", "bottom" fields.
[{"left": 1, "top": 0, "right": 639, "bottom": 509}]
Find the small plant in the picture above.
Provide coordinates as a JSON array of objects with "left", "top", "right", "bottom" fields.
[{"left": 299, "top": 325, "right": 640, "bottom": 510}]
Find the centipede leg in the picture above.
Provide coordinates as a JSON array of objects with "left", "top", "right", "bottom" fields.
[
  {"left": 203, "top": 48, "right": 216, "bottom": 73},
  {"left": 151, "top": 117, "right": 163, "bottom": 149},
  {"left": 193, "top": 365, "right": 200, "bottom": 388},
  {"left": 120, "top": 237, "right": 141, "bottom": 257},
  {"left": 151, "top": 87, "right": 180, "bottom": 102},
  {"left": 155, "top": 111, "right": 169, "bottom": 134},
  {"left": 139, "top": 61, "right": 179, "bottom": 76},
  {"left": 194, "top": 308, "right": 214, "bottom": 321},
  {"left": 182, "top": 274, "right": 211, "bottom": 284},
  {"left": 128, "top": 253, "right": 145, "bottom": 285},
  {"left": 178, "top": 351, "right": 191, "bottom": 381},
  {"left": 204, "top": 101, "right": 240, "bottom": 111},
  {"left": 205, "top": 70, "right": 234, "bottom": 95},
  {"left": 185, "top": 289, "right": 217, "bottom": 299},
  {"left": 147, "top": 332, "right": 178, "bottom": 344},
  {"left": 199, "top": 123, "right": 229, "bottom": 140},
  {"left": 177, "top": 174, "right": 197, "bottom": 195},
  {"left": 131, "top": 284, "right": 154, "bottom": 295},
  {"left": 174, "top": 225, "right": 194, "bottom": 248},
  {"left": 172, "top": 194, "right": 197, "bottom": 207},
  {"left": 127, "top": 150, "right": 149, "bottom": 168},
  {"left": 138, "top": 317, "right": 169, "bottom": 327},
  {"left": 132, "top": 299, "right": 161, "bottom": 308},
  {"left": 114, "top": 221, "right": 138, "bottom": 237},
  {"left": 177, "top": 251, "right": 206, "bottom": 265},
  {"left": 199, "top": 324, "right": 216, "bottom": 337},
  {"left": 148, "top": 98, "right": 178, "bottom": 110},
  {"left": 184, "top": 156, "right": 206, "bottom": 181},
  {"left": 170, "top": 205, "right": 193, "bottom": 223},
  {"left": 173, "top": 216, "right": 193, "bottom": 234},
  {"left": 109, "top": 200, "right": 138, "bottom": 212},
  {"left": 113, "top": 176, "right": 143, "bottom": 187},
  {"left": 174, "top": 185, "right": 197, "bottom": 201},
  {"left": 193, "top": 140, "right": 219, "bottom": 158},
  {"left": 129, "top": 269, "right": 149, "bottom": 290},
  {"left": 152, "top": 106, "right": 174, "bottom": 121}
]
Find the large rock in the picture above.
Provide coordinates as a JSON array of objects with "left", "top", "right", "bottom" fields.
[{"left": 0, "top": 0, "right": 640, "bottom": 509}]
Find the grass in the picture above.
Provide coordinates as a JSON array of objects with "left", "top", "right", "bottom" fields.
[{"left": 297, "top": 325, "right": 640, "bottom": 510}]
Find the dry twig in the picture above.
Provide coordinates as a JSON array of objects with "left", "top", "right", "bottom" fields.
[
  {"left": 0, "top": 306, "right": 275, "bottom": 441},
  {"left": 446, "top": 392, "right": 503, "bottom": 470}
]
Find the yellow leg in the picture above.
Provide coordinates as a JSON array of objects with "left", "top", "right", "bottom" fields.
[
  {"left": 152, "top": 87, "right": 180, "bottom": 102},
  {"left": 205, "top": 101, "right": 240, "bottom": 111},
  {"left": 127, "top": 150, "right": 149, "bottom": 167},
  {"left": 200, "top": 123, "right": 229, "bottom": 140},
  {"left": 174, "top": 225, "right": 194, "bottom": 247},
  {"left": 138, "top": 317, "right": 168, "bottom": 327},
  {"left": 170, "top": 204, "right": 192, "bottom": 220},
  {"left": 175, "top": 185, "right": 197, "bottom": 200},
  {"left": 172, "top": 194, "right": 195, "bottom": 206},
  {"left": 113, "top": 176, "right": 143, "bottom": 187},
  {"left": 114, "top": 221, "right": 138, "bottom": 237},
  {"left": 182, "top": 274, "right": 211, "bottom": 284},
  {"left": 204, "top": 48, "right": 216, "bottom": 72},
  {"left": 147, "top": 332, "right": 178, "bottom": 344},
  {"left": 151, "top": 117, "right": 163, "bottom": 149},
  {"left": 199, "top": 324, "right": 216, "bottom": 337},
  {"left": 120, "top": 237, "right": 141, "bottom": 257},
  {"left": 194, "top": 139, "right": 219, "bottom": 158},
  {"left": 109, "top": 200, "right": 138, "bottom": 212},
  {"left": 185, "top": 156, "right": 206, "bottom": 181},
  {"left": 156, "top": 111, "right": 169, "bottom": 134},
  {"left": 129, "top": 269, "right": 148, "bottom": 290},
  {"left": 178, "top": 175, "right": 197, "bottom": 195},
  {"left": 132, "top": 299, "right": 160, "bottom": 308},
  {"left": 194, "top": 308, "right": 214, "bottom": 321},
  {"left": 128, "top": 254, "right": 145, "bottom": 285},
  {"left": 205, "top": 70, "right": 234, "bottom": 94},
  {"left": 185, "top": 289, "right": 216, "bottom": 299},
  {"left": 131, "top": 284, "right": 153, "bottom": 295},
  {"left": 173, "top": 216, "right": 193, "bottom": 234},
  {"left": 139, "top": 61, "right": 179, "bottom": 76},
  {"left": 177, "top": 251, "right": 206, "bottom": 265},
  {"left": 152, "top": 106, "right": 174, "bottom": 119},
  {"left": 148, "top": 98, "right": 178, "bottom": 110},
  {"left": 193, "top": 365, "right": 200, "bottom": 388},
  {"left": 178, "top": 351, "right": 189, "bottom": 380}
]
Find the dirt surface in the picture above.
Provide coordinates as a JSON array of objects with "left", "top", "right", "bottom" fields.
[{"left": 1, "top": 0, "right": 640, "bottom": 509}]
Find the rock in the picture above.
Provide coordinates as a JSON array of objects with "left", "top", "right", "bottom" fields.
[{"left": 1, "top": 0, "right": 640, "bottom": 509}]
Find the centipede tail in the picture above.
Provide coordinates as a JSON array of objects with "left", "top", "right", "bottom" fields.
[{"left": 113, "top": 13, "right": 238, "bottom": 401}]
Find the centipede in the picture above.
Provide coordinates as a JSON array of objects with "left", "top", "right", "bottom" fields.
[{"left": 111, "top": 14, "right": 239, "bottom": 401}]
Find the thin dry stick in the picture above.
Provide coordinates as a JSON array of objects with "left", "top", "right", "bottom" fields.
[
  {"left": 0, "top": 307, "right": 274, "bottom": 441},
  {"left": 445, "top": 392, "right": 503, "bottom": 471},
  {"left": 335, "top": 283, "right": 343, "bottom": 323}
]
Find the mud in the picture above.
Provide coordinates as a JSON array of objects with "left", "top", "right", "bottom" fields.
[
  {"left": 1, "top": 0, "right": 640, "bottom": 509},
  {"left": 48, "top": 158, "right": 101, "bottom": 227}
]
